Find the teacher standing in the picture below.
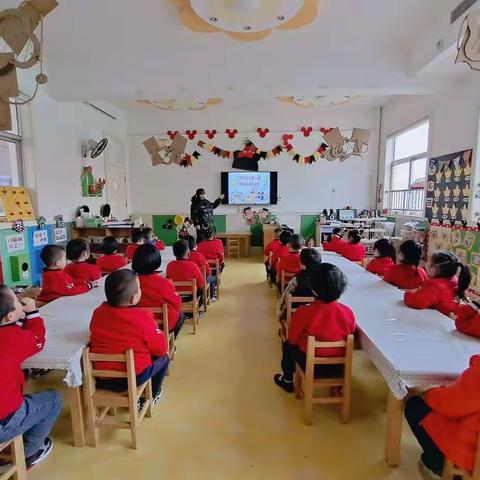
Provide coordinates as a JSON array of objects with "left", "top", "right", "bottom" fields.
[{"left": 190, "top": 188, "right": 224, "bottom": 243}]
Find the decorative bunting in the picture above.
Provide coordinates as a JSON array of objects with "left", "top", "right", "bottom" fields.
[
  {"left": 180, "top": 150, "right": 201, "bottom": 168},
  {"left": 282, "top": 141, "right": 328, "bottom": 165}
]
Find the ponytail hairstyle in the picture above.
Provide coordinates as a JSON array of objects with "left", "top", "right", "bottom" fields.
[
  {"left": 399, "top": 240, "right": 422, "bottom": 267},
  {"left": 373, "top": 238, "right": 396, "bottom": 263},
  {"left": 347, "top": 229, "right": 361, "bottom": 244},
  {"left": 430, "top": 251, "right": 472, "bottom": 300}
]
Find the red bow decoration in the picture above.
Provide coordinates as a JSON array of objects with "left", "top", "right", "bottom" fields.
[
  {"left": 320, "top": 127, "right": 333, "bottom": 134},
  {"left": 238, "top": 145, "right": 257, "bottom": 158},
  {"left": 301, "top": 126, "right": 313, "bottom": 137},
  {"left": 282, "top": 134, "right": 293, "bottom": 147},
  {"left": 226, "top": 128, "right": 238, "bottom": 139},
  {"left": 185, "top": 130, "right": 197, "bottom": 140},
  {"left": 167, "top": 130, "right": 178, "bottom": 140},
  {"left": 257, "top": 128, "right": 269, "bottom": 138},
  {"left": 205, "top": 129, "right": 217, "bottom": 139}
]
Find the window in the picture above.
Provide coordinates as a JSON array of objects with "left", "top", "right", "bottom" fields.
[
  {"left": 384, "top": 120, "right": 429, "bottom": 216},
  {"left": 0, "top": 104, "right": 22, "bottom": 187}
]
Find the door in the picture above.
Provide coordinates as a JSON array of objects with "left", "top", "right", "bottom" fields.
[{"left": 105, "top": 163, "right": 128, "bottom": 219}]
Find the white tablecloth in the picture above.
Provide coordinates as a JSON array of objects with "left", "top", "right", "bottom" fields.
[
  {"left": 22, "top": 247, "right": 176, "bottom": 387},
  {"left": 318, "top": 251, "right": 480, "bottom": 398}
]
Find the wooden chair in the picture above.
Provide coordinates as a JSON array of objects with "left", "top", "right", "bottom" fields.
[
  {"left": 227, "top": 234, "right": 241, "bottom": 259},
  {"left": 82, "top": 348, "right": 153, "bottom": 449},
  {"left": 207, "top": 259, "right": 222, "bottom": 300},
  {"left": 443, "top": 434, "right": 480, "bottom": 479},
  {"left": 281, "top": 270, "right": 297, "bottom": 294},
  {"left": 0, "top": 436, "right": 27, "bottom": 480},
  {"left": 202, "top": 266, "right": 210, "bottom": 313},
  {"left": 173, "top": 279, "right": 200, "bottom": 334},
  {"left": 148, "top": 305, "right": 175, "bottom": 361},
  {"left": 280, "top": 294, "right": 315, "bottom": 341},
  {"left": 294, "top": 334, "right": 354, "bottom": 425}
]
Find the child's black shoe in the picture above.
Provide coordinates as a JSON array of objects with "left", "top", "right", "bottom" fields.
[{"left": 274, "top": 374, "right": 294, "bottom": 393}]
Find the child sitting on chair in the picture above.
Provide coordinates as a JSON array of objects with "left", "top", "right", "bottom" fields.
[
  {"left": 404, "top": 251, "right": 471, "bottom": 316},
  {"left": 405, "top": 355, "right": 480, "bottom": 479},
  {"left": 197, "top": 228, "right": 225, "bottom": 272},
  {"left": 274, "top": 263, "right": 356, "bottom": 393},
  {"left": 38, "top": 245, "right": 93, "bottom": 303},
  {"left": 366, "top": 238, "right": 396, "bottom": 276},
  {"left": 186, "top": 235, "right": 217, "bottom": 302},
  {"left": 277, "top": 234, "right": 305, "bottom": 286},
  {"left": 96, "top": 236, "right": 127, "bottom": 273},
  {"left": 125, "top": 228, "right": 145, "bottom": 261},
  {"left": 0, "top": 287, "right": 62, "bottom": 470},
  {"left": 340, "top": 230, "right": 366, "bottom": 262},
  {"left": 322, "top": 227, "right": 346, "bottom": 253},
  {"left": 269, "top": 230, "right": 292, "bottom": 284},
  {"left": 89, "top": 269, "right": 169, "bottom": 404},
  {"left": 132, "top": 244, "right": 185, "bottom": 338},
  {"left": 65, "top": 238, "right": 101, "bottom": 282},
  {"left": 142, "top": 227, "right": 165, "bottom": 251},
  {"left": 263, "top": 227, "right": 283, "bottom": 277}
]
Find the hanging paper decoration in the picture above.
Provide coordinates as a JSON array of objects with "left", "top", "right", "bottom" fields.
[
  {"left": 282, "top": 134, "right": 293, "bottom": 147},
  {"left": 257, "top": 128, "right": 269, "bottom": 138},
  {"left": 226, "top": 128, "right": 238, "bottom": 139},
  {"left": 205, "top": 129, "right": 217, "bottom": 139},
  {"left": 301, "top": 126, "right": 313, "bottom": 137},
  {"left": 185, "top": 129, "right": 197, "bottom": 140},
  {"left": 283, "top": 140, "right": 328, "bottom": 165},
  {"left": 180, "top": 150, "right": 201, "bottom": 168},
  {"left": 11, "top": 220, "right": 24, "bottom": 233}
]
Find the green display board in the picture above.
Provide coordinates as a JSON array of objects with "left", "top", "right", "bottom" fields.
[
  {"left": 152, "top": 215, "right": 179, "bottom": 247},
  {"left": 0, "top": 229, "right": 32, "bottom": 287},
  {"left": 300, "top": 215, "right": 318, "bottom": 243},
  {"left": 250, "top": 224, "right": 263, "bottom": 247},
  {"left": 212, "top": 215, "right": 226, "bottom": 233}
]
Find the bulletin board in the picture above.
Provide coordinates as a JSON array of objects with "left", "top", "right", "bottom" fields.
[{"left": 0, "top": 228, "right": 32, "bottom": 287}]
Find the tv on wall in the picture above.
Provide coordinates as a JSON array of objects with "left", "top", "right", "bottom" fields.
[{"left": 221, "top": 172, "right": 278, "bottom": 205}]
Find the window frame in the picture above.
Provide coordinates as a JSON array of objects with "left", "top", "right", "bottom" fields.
[{"left": 0, "top": 104, "right": 24, "bottom": 187}]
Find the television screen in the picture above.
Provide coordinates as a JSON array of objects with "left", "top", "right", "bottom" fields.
[
  {"left": 337, "top": 209, "right": 356, "bottom": 221},
  {"left": 221, "top": 172, "right": 278, "bottom": 205}
]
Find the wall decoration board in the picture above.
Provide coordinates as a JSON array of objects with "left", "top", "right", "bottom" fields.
[
  {"left": 300, "top": 214, "right": 318, "bottom": 242},
  {"left": 425, "top": 149, "right": 472, "bottom": 222},
  {"left": 27, "top": 226, "right": 51, "bottom": 286},
  {"left": 0, "top": 187, "right": 35, "bottom": 221},
  {"left": 0, "top": 228, "right": 32, "bottom": 287}
]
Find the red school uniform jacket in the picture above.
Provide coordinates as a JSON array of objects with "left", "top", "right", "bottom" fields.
[
  {"left": 422, "top": 355, "right": 480, "bottom": 471},
  {"left": 38, "top": 269, "right": 91, "bottom": 303},
  {"left": 264, "top": 239, "right": 281, "bottom": 257},
  {"left": 125, "top": 244, "right": 140, "bottom": 260},
  {"left": 404, "top": 277, "right": 459, "bottom": 316},
  {"left": 137, "top": 273, "right": 182, "bottom": 330},
  {"left": 277, "top": 252, "right": 302, "bottom": 280},
  {"left": 340, "top": 242, "right": 366, "bottom": 262},
  {"left": 287, "top": 300, "right": 356, "bottom": 356},
  {"left": 197, "top": 239, "right": 224, "bottom": 265},
  {"left": 323, "top": 236, "right": 347, "bottom": 253},
  {"left": 454, "top": 304, "right": 480, "bottom": 339},
  {"left": 188, "top": 250, "right": 212, "bottom": 276},
  {"left": 96, "top": 254, "right": 127, "bottom": 273},
  {"left": 0, "top": 312, "right": 45, "bottom": 420},
  {"left": 271, "top": 244, "right": 290, "bottom": 272},
  {"left": 366, "top": 257, "right": 394, "bottom": 276},
  {"left": 65, "top": 261, "right": 101, "bottom": 282},
  {"left": 383, "top": 264, "right": 428, "bottom": 290},
  {"left": 154, "top": 240, "right": 166, "bottom": 251},
  {"left": 89, "top": 302, "right": 167, "bottom": 375},
  {"left": 166, "top": 259, "right": 205, "bottom": 289}
]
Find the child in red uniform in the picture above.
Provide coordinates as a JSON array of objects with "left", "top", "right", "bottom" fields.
[
  {"left": 197, "top": 228, "right": 225, "bottom": 271},
  {"left": 404, "top": 251, "right": 471, "bottom": 316},
  {"left": 125, "top": 229, "right": 145, "bottom": 261},
  {"left": 454, "top": 302, "right": 480, "bottom": 339},
  {"left": 277, "top": 234, "right": 304, "bottom": 285},
  {"left": 186, "top": 236, "right": 217, "bottom": 302},
  {"left": 405, "top": 355, "right": 480, "bottom": 478},
  {"left": 65, "top": 238, "right": 101, "bottom": 282},
  {"left": 340, "top": 229, "right": 366, "bottom": 262},
  {"left": 323, "top": 227, "right": 347, "bottom": 253},
  {"left": 0, "top": 287, "right": 62, "bottom": 470},
  {"left": 89, "top": 269, "right": 169, "bottom": 403},
  {"left": 263, "top": 227, "right": 282, "bottom": 276},
  {"left": 96, "top": 236, "right": 127, "bottom": 273},
  {"left": 366, "top": 238, "right": 396, "bottom": 276},
  {"left": 142, "top": 227, "right": 165, "bottom": 251},
  {"left": 274, "top": 263, "right": 356, "bottom": 393},
  {"left": 132, "top": 244, "right": 185, "bottom": 338},
  {"left": 269, "top": 230, "right": 292, "bottom": 284},
  {"left": 38, "top": 245, "right": 92, "bottom": 303},
  {"left": 383, "top": 240, "right": 427, "bottom": 290}
]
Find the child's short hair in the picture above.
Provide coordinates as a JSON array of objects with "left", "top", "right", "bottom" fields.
[
  {"left": 279, "top": 230, "right": 292, "bottom": 245},
  {"left": 373, "top": 238, "right": 396, "bottom": 263},
  {"left": 289, "top": 234, "right": 304, "bottom": 251},
  {"left": 142, "top": 227, "right": 155, "bottom": 241},
  {"left": 310, "top": 263, "right": 348, "bottom": 303},
  {"left": 0, "top": 285, "right": 15, "bottom": 319},
  {"left": 105, "top": 269, "right": 139, "bottom": 307},
  {"left": 300, "top": 248, "right": 322, "bottom": 269},
  {"left": 399, "top": 240, "right": 422, "bottom": 266},
  {"left": 66, "top": 238, "right": 89, "bottom": 261},
  {"left": 347, "top": 229, "right": 361, "bottom": 244},
  {"left": 185, "top": 235, "right": 196, "bottom": 251},
  {"left": 40, "top": 244, "right": 65, "bottom": 267},
  {"left": 132, "top": 244, "right": 161, "bottom": 275},
  {"left": 430, "top": 251, "right": 472, "bottom": 300},
  {"left": 131, "top": 228, "right": 144, "bottom": 244},
  {"left": 332, "top": 227, "right": 342, "bottom": 236},
  {"left": 204, "top": 227, "right": 215, "bottom": 239},
  {"left": 101, "top": 236, "right": 119, "bottom": 255},
  {"left": 274, "top": 227, "right": 282, "bottom": 236},
  {"left": 173, "top": 239, "right": 189, "bottom": 259}
]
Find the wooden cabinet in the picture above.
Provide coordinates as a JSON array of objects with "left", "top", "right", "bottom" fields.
[{"left": 71, "top": 227, "right": 134, "bottom": 254}]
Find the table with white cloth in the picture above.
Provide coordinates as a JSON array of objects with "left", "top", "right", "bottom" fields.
[
  {"left": 21, "top": 247, "right": 176, "bottom": 446},
  {"left": 316, "top": 250, "right": 480, "bottom": 466}
]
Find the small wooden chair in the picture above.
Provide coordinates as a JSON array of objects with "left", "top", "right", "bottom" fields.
[
  {"left": 82, "top": 348, "right": 153, "bottom": 449},
  {"left": 0, "top": 436, "right": 27, "bottom": 480},
  {"left": 207, "top": 259, "right": 222, "bottom": 300},
  {"left": 443, "top": 433, "right": 480, "bottom": 479},
  {"left": 148, "top": 305, "right": 175, "bottom": 361},
  {"left": 227, "top": 234, "right": 241, "bottom": 259},
  {"left": 280, "top": 294, "right": 315, "bottom": 341},
  {"left": 294, "top": 334, "right": 354, "bottom": 425},
  {"left": 202, "top": 266, "right": 210, "bottom": 313},
  {"left": 173, "top": 279, "right": 200, "bottom": 334},
  {"left": 280, "top": 270, "right": 297, "bottom": 294}
]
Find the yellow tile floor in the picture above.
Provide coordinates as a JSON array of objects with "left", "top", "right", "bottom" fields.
[{"left": 28, "top": 258, "right": 423, "bottom": 479}]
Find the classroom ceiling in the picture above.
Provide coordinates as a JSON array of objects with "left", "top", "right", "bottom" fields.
[{"left": 3, "top": 0, "right": 475, "bottom": 109}]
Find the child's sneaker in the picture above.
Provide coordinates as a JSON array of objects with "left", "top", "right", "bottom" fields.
[
  {"left": 210, "top": 296, "right": 218, "bottom": 303},
  {"left": 273, "top": 374, "right": 294, "bottom": 393},
  {"left": 153, "top": 390, "right": 163, "bottom": 406},
  {"left": 26, "top": 437, "right": 53, "bottom": 470},
  {"left": 199, "top": 311, "right": 206, "bottom": 319}
]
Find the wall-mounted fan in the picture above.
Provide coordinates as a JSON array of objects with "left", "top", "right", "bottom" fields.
[
  {"left": 456, "top": 8, "right": 480, "bottom": 71},
  {"left": 82, "top": 138, "right": 108, "bottom": 159}
]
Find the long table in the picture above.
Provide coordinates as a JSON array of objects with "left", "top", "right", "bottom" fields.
[
  {"left": 21, "top": 247, "right": 176, "bottom": 446},
  {"left": 318, "top": 250, "right": 480, "bottom": 466}
]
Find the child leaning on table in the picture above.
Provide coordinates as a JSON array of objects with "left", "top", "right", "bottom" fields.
[
  {"left": 405, "top": 354, "right": 480, "bottom": 479},
  {"left": 340, "top": 229, "right": 366, "bottom": 262},
  {"left": 0, "top": 287, "right": 62, "bottom": 470},
  {"left": 89, "top": 269, "right": 169, "bottom": 404},
  {"left": 404, "top": 251, "right": 471, "bottom": 316},
  {"left": 38, "top": 245, "right": 93, "bottom": 303},
  {"left": 65, "top": 238, "right": 101, "bottom": 283},
  {"left": 96, "top": 236, "right": 128, "bottom": 273},
  {"left": 366, "top": 238, "right": 396, "bottom": 276},
  {"left": 274, "top": 262, "right": 356, "bottom": 393},
  {"left": 322, "top": 227, "right": 347, "bottom": 253}
]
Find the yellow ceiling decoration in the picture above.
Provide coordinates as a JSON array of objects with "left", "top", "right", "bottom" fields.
[
  {"left": 138, "top": 97, "right": 223, "bottom": 111},
  {"left": 277, "top": 95, "right": 358, "bottom": 107}
]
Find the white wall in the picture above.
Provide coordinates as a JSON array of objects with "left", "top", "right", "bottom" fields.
[{"left": 127, "top": 103, "right": 380, "bottom": 231}]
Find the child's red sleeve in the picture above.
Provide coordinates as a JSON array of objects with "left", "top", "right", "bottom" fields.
[
  {"left": 455, "top": 305, "right": 480, "bottom": 339},
  {"left": 164, "top": 282, "right": 182, "bottom": 311},
  {"left": 156, "top": 240, "right": 166, "bottom": 251},
  {"left": 404, "top": 284, "right": 438, "bottom": 310},
  {"left": 56, "top": 274, "right": 91, "bottom": 297},
  {"left": 90, "top": 265, "right": 101, "bottom": 281},
  {"left": 17, "top": 312, "right": 46, "bottom": 361}
]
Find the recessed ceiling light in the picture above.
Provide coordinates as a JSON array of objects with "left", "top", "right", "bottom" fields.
[
  {"left": 277, "top": 15, "right": 285, "bottom": 21},
  {"left": 210, "top": 16, "right": 218, "bottom": 22},
  {"left": 244, "top": 25, "right": 252, "bottom": 30}
]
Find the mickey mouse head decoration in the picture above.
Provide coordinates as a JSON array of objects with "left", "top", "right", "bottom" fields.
[
  {"left": 205, "top": 129, "right": 217, "bottom": 139},
  {"left": 226, "top": 129, "right": 238, "bottom": 139},
  {"left": 167, "top": 130, "right": 178, "bottom": 140},
  {"left": 257, "top": 128, "right": 269, "bottom": 138},
  {"left": 282, "top": 134, "right": 293, "bottom": 147},
  {"left": 320, "top": 127, "right": 333, "bottom": 135},
  {"left": 185, "top": 130, "right": 197, "bottom": 140},
  {"left": 301, "top": 126, "right": 313, "bottom": 137}
]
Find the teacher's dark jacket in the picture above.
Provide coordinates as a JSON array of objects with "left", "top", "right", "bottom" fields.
[{"left": 190, "top": 196, "right": 222, "bottom": 231}]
